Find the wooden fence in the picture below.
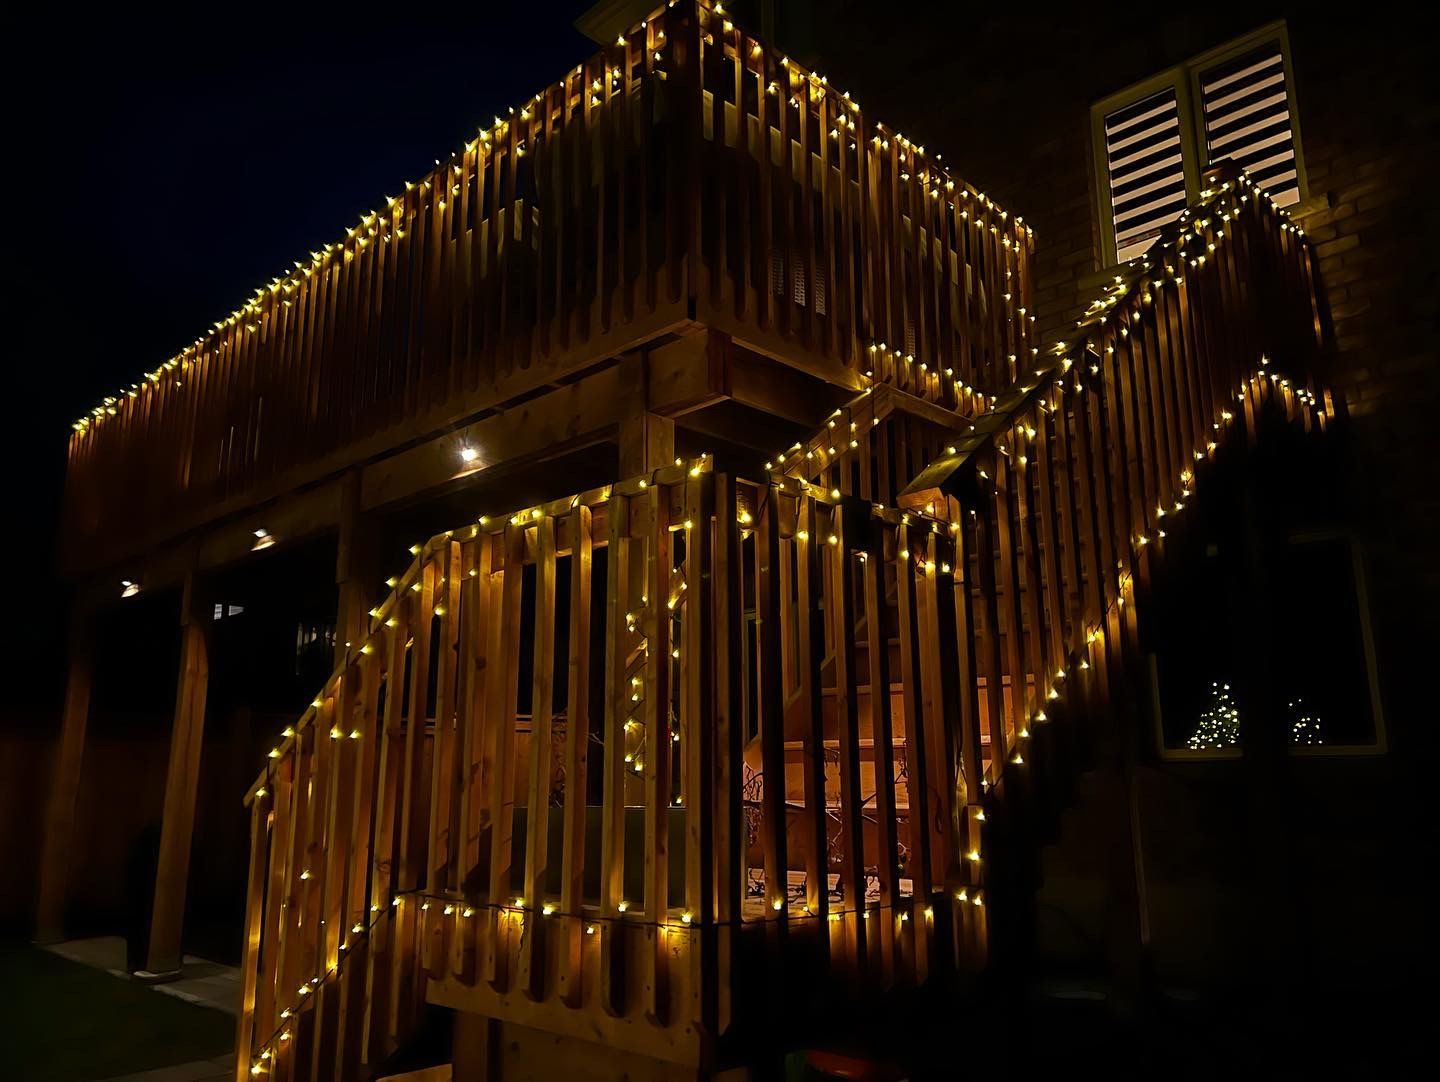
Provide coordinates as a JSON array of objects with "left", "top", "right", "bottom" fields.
[{"left": 64, "top": 0, "right": 1030, "bottom": 571}]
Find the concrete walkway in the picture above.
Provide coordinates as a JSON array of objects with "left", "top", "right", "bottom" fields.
[{"left": 42, "top": 937, "right": 238, "bottom": 1081}]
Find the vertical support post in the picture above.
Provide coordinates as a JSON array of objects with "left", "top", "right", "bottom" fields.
[
  {"left": 140, "top": 566, "right": 211, "bottom": 980},
  {"left": 335, "top": 471, "right": 378, "bottom": 668},
  {"left": 35, "top": 601, "right": 95, "bottom": 943},
  {"left": 617, "top": 353, "right": 675, "bottom": 478}
]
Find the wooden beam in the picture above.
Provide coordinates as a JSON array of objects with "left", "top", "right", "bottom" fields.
[
  {"left": 360, "top": 367, "right": 628, "bottom": 513},
  {"left": 644, "top": 328, "right": 731, "bottom": 418},
  {"left": 728, "top": 344, "right": 850, "bottom": 427}
]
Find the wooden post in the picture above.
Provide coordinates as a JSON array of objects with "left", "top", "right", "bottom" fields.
[
  {"left": 334, "top": 471, "right": 378, "bottom": 668},
  {"left": 139, "top": 566, "right": 211, "bottom": 980},
  {"left": 35, "top": 602, "right": 95, "bottom": 943},
  {"left": 617, "top": 353, "right": 674, "bottom": 477}
]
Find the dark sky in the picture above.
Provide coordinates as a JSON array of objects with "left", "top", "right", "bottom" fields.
[{"left": 4, "top": 6, "right": 594, "bottom": 715}]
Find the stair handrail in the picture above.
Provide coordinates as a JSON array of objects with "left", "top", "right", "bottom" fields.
[{"left": 897, "top": 160, "right": 1331, "bottom": 801}]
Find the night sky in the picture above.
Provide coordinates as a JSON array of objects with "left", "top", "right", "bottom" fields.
[{"left": 4, "top": 6, "right": 594, "bottom": 716}]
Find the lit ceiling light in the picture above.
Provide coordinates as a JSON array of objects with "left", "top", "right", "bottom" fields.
[
  {"left": 252, "top": 528, "right": 275, "bottom": 551},
  {"left": 459, "top": 445, "right": 479, "bottom": 464},
  {"left": 120, "top": 580, "right": 140, "bottom": 598}
]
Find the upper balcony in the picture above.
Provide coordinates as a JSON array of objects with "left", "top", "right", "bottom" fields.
[{"left": 62, "top": 0, "right": 1032, "bottom": 576}]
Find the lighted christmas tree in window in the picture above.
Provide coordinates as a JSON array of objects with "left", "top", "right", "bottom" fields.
[
  {"left": 1289, "top": 697, "right": 1326, "bottom": 746},
  {"left": 1185, "top": 681, "right": 1241, "bottom": 750}
]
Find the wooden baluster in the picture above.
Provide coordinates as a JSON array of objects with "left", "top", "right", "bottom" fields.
[
  {"left": 332, "top": 648, "right": 382, "bottom": 1082},
  {"left": 642, "top": 481, "right": 675, "bottom": 1023},
  {"left": 274, "top": 727, "right": 314, "bottom": 1071},
  {"left": 711, "top": 476, "right": 745, "bottom": 1034},
  {"left": 1034, "top": 407, "right": 1071, "bottom": 673},
  {"left": 482, "top": 527, "right": 524, "bottom": 992},
  {"left": 1160, "top": 274, "right": 1200, "bottom": 479},
  {"left": 599, "top": 492, "right": 633, "bottom": 1017},
  {"left": 992, "top": 453, "right": 1028, "bottom": 755},
  {"left": 1015, "top": 441, "right": 1052, "bottom": 695},
  {"left": 388, "top": 555, "right": 435, "bottom": 1041},
  {"left": 793, "top": 497, "right": 830, "bottom": 953},
  {"left": 519, "top": 516, "right": 558, "bottom": 1000},
  {"left": 1108, "top": 326, "right": 1148, "bottom": 558},
  {"left": 755, "top": 47, "right": 774, "bottom": 334},
  {"left": 887, "top": 518, "right": 933, "bottom": 939},
  {"left": 825, "top": 502, "right": 866, "bottom": 982},
  {"left": 557, "top": 506, "right": 593, "bottom": 1008},
  {"left": 679, "top": 477, "right": 710, "bottom": 1028},
  {"left": 753, "top": 483, "right": 789, "bottom": 997},
  {"left": 912, "top": 523, "right": 954, "bottom": 981},
  {"left": 361, "top": 599, "right": 407, "bottom": 1064},
  {"left": 948, "top": 498, "right": 986, "bottom": 968},
  {"left": 453, "top": 534, "right": 494, "bottom": 987},
  {"left": 298, "top": 689, "right": 335, "bottom": 1012},
  {"left": 234, "top": 791, "right": 270, "bottom": 1082},
  {"left": 425, "top": 540, "right": 462, "bottom": 981},
  {"left": 1013, "top": 442, "right": 1058, "bottom": 810},
  {"left": 972, "top": 477, "right": 1009, "bottom": 775},
  {"left": 1048, "top": 389, "right": 1088, "bottom": 645},
  {"left": 1031, "top": 405, "right": 1080, "bottom": 794},
  {"left": 310, "top": 671, "right": 354, "bottom": 1076},
  {"left": 863, "top": 516, "right": 902, "bottom": 988}
]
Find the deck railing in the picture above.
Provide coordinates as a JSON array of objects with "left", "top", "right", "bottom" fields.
[
  {"left": 233, "top": 160, "right": 1324, "bottom": 1082},
  {"left": 63, "top": 0, "right": 1030, "bottom": 570}
]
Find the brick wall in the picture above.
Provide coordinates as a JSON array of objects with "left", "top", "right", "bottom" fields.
[{"left": 1281, "top": 21, "right": 1440, "bottom": 783}]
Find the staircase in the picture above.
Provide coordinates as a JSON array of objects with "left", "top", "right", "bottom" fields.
[{"left": 233, "top": 163, "right": 1326, "bottom": 1079}]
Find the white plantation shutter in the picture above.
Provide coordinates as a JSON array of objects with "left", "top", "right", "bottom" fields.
[
  {"left": 1199, "top": 40, "right": 1301, "bottom": 207},
  {"left": 1103, "top": 88, "right": 1189, "bottom": 263}
]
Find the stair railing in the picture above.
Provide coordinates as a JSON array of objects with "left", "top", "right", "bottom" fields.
[{"left": 897, "top": 160, "right": 1331, "bottom": 933}]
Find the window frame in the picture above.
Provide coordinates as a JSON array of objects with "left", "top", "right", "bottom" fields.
[
  {"left": 1091, "top": 20, "right": 1309, "bottom": 269},
  {"left": 1150, "top": 531, "right": 1388, "bottom": 762}
]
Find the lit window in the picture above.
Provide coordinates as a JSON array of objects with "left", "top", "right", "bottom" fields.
[
  {"left": 1092, "top": 22, "right": 1308, "bottom": 266},
  {"left": 1101, "top": 86, "right": 1189, "bottom": 263},
  {"left": 1198, "top": 39, "right": 1302, "bottom": 209}
]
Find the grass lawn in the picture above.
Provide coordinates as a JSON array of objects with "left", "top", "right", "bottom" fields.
[{"left": 1, "top": 941, "right": 233, "bottom": 1080}]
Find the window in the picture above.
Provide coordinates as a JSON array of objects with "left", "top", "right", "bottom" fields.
[
  {"left": 1101, "top": 85, "right": 1192, "bottom": 264},
  {"left": 1092, "top": 22, "right": 1308, "bottom": 266},
  {"left": 1266, "top": 533, "right": 1386, "bottom": 754},
  {"left": 1149, "top": 530, "right": 1386, "bottom": 760}
]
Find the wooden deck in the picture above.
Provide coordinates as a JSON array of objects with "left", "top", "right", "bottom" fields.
[
  {"left": 63, "top": 0, "right": 1031, "bottom": 575},
  {"left": 232, "top": 158, "right": 1325, "bottom": 1077}
]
